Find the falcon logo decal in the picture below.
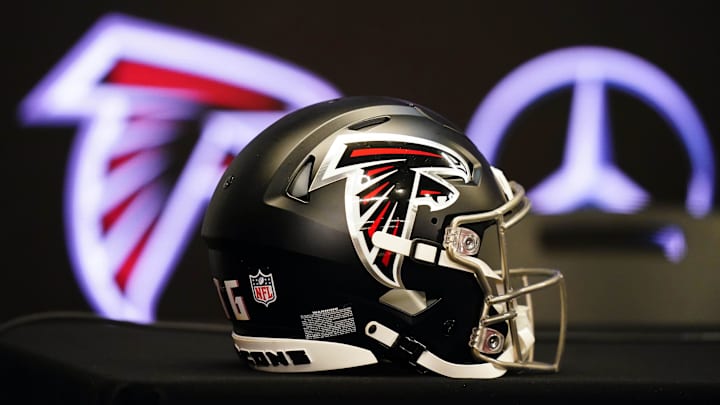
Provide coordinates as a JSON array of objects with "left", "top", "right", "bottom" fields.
[{"left": 310, "top": 133, "right": 472, "bottom": 288}]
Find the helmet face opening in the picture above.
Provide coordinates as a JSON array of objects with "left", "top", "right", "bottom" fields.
[{"left": 202, "top": 96, "right": 567, "bottom": 378}]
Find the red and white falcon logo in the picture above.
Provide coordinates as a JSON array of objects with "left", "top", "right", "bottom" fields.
[
  {"left": 18, "top": 13, "right": 341, "bottom": 322},
  {"left": 310, "top": 133, "right": 472, "bottom": 288}
]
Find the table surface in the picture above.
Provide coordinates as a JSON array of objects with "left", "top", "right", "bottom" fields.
[{"left": 1, "top": 312, "right": 718, "bottom": 404}]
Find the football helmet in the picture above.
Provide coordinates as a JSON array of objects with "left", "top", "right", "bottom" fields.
[{"left": 201, "top": 96, "right": 567, "bottom": 378}]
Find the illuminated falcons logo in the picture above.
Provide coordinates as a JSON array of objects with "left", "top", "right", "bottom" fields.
[
  {"left": 310, "top": 134, "right": 472, "bottom": 288},
  {"left": 18, "top": 13, "right": 340, "bottom": 322}
]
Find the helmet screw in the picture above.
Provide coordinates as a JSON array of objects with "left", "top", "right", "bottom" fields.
[
  {"left": 487, "top": 334, "right": 501, "bottom": 350},
  {"left": 442, "top": 319, "right": 456, "bottom": 336},
  {"left": 223, "top": 175, "right": 235, "bottom": 189}
]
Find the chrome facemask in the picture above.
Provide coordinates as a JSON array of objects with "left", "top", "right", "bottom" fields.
[
  {"left": 368, "top": 169, "right": 567, "bottom": 378},
  {"left": 443, "top": 179, "right": 567, "bottom": 373}
]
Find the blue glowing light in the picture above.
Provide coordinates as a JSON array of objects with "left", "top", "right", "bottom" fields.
[
  {"left": 466, "top": 46, "right": 715, "bottom": 218},
  {"left": 653, "top": 225, "right": 687, "bottom": 263}
]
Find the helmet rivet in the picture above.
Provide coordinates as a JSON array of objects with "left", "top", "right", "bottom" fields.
[
  {"left": 442, "top": 319, "right": 455, "bottom": 336},
  {"left": 223, "top": 175, "right": 235, "bottom": 189},
  {"left": 487, "top": 335, "right": 500, "bottom": 350}
]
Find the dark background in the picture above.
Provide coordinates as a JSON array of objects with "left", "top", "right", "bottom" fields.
[{"left": 2, "top": 1, "right": 718, "bottom": 327}]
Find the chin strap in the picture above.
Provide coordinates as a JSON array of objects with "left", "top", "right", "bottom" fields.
[
  {"left": 232, "top": 317, "right": 532, "bottom": 379},
  {"left": 371, "top": 231, "right": 501, "bottom": 281},
  {"left": 365, "top": 320, "right": 517, "bottom": 379}
]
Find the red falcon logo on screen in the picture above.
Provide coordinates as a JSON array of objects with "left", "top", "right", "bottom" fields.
[
  {"left": 309, "top": 133, "right": 472, "bottom": 288},
  {"left": 18, "top": 13, "right": 341, "bottom": 322}
]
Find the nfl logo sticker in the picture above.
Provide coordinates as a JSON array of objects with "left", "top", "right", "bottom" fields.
[{"left": 249, "top": 270, "right": 277, "bottom": 307}]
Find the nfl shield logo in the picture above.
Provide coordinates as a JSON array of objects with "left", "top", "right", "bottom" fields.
[{"left": 249, "top": 270, "right": 277, "bottom": 307}]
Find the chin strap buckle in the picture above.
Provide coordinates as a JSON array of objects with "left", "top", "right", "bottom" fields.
[
  {"left": 365, "top": 321, "right": 427, "bottom": 369},
  {"left": 393, "top": 334, "right": 426, "bottom": 366}
]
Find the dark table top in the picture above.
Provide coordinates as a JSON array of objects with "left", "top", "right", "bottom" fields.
[{"left": 1, "top": 312, "right": 718, "bottom": 404}]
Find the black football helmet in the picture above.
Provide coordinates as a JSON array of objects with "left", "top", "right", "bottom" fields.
[{"left": 201, "top": 96, "right": 566, "bottom": 378}]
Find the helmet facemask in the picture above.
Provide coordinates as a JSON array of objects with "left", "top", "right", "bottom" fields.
[
  {"left": 444, "top": 179, "right": 567, "bottom": 374},
  {"left": 370, "top": 172, "right": 567, "bottom": 378}
]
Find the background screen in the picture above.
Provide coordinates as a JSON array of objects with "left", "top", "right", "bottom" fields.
[{"left": 3, "top": 1, "right": 719, "bottom": 328}]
